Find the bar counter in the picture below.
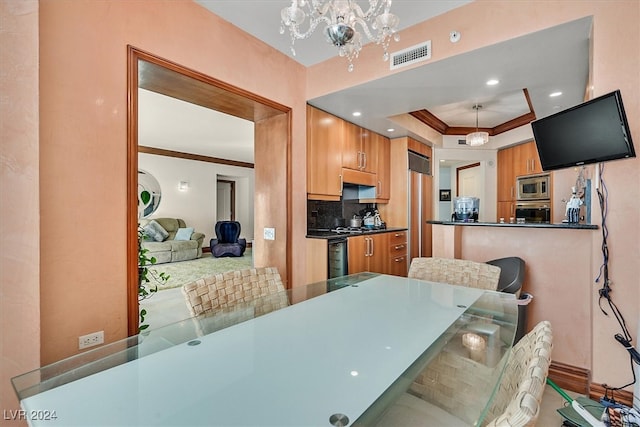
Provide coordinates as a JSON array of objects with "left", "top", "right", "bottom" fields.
[
  {"left": 428, "top": 220, "right": 598, "bottom": 372},
  {"left": 427, "top": 220, "right": 598, "bottom": 230}
]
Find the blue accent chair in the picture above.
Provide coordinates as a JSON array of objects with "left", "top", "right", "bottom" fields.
[{"left": 210, "top": 221, "right": 247, "bottom": 258}]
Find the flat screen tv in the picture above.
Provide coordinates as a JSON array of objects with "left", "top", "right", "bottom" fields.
[{"left": 531, "top": 90, "right": 636, "bottom": 171}]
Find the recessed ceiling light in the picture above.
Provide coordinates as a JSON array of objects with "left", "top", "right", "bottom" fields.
[
  {"left": 352, "top": 111, "right": 362, "bottom": 117},
  {"left": 387, "top": 128, "right": 395, "bottom": 132},
  {"left": 440, "top": 159, "right": 446, "bottom": 162},
  {"left": 486, "top": 79, "right": 499, "bottom": 86},
  {"left": 550, "top": 91, "right": 563, "bottom": 97}
]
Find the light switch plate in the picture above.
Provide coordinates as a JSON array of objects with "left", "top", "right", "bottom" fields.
[{"left": 264, "top": 227, "right": 275, "bottom": 240}]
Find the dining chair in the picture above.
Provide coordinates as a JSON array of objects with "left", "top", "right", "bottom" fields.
[
  {"left": 181, "top": 267, "right": 288, "bottom": 335},
  {"left": 374, "top": 320, "right": 553, "bottom": 426},
  {"left": 408, "top": 257, "right": 502, "bottom": 291}
]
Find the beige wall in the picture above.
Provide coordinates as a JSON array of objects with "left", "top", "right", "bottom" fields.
[
  {"left": 0, "top": 0, "right": 40, "bottom": 419},
  {"left": 36, "top": 0, "right": 307, "bottom": 365},
  {"left": 1, "top": 0, "right": 638, "bottom": 407}
]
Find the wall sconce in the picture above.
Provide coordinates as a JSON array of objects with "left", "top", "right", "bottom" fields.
[
  {"left": 462, "top": 332, "right": 486, "bottom": 362},
  {"left": 178, "top": 181, "right": 189, "bottom": 192}
]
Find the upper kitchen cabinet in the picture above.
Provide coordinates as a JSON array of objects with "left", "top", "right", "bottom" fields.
[
  {"left": 375, "top": 133, "right": 390, "bottom": 201},
  {"left": 343, "top": 122, "right": 377, "bottom": 174},
  {"left": 497, "top": 147, "right": 515, "bottom": 202},
  {"left": 307, "top": 105, "right": 390, "bottom": 202},
  {"left": 498, "top": 140, "right": 543, "bottom": 202},
  {"left": 341, "top": 120, "right": 362, "bottom": 171},
  {"left": 519, "top": 141, "right": 543, "bottom": 175},
  {"left": 307, "top": 105, "right": 343, "bottom": 200}
]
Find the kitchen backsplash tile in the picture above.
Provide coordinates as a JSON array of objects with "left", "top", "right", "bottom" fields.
[
  {"left": 307, "top": 199, "right": 377, "bottom": 230},
  {"left": 307, "top": 200, "right": 342, "bottom": 230}
]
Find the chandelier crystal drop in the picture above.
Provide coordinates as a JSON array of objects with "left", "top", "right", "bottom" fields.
[
  {"left": 466, "top": 104, "right": 490, "bottom": 147},
  {"left": 280, "top": 0, "right": 400, "bottom": 72}
]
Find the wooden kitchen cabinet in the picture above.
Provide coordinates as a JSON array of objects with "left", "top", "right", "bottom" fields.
[
  {"left": 343, "top": 122, "right": 377, "bottom": 173},
  {"left": 374, "top": 133, "right": 390, "bottom": 201},
  {"left": 387, "top": 231, "right": 408, "bottom": 277},
  {"left": 307, "top": 105, "right": 388, "bottom": 201},
  {"left": 497, "top": 147, "right": 515, "bottom": 202},
  {"left": 307, "top": 105, "right": 343, "bottom": 200},
  {"left": 497, "top": 201, "right": 515, "bottom": 221},
  {"left": 497, "top": 140, "right": 543, "bottom": 202},
  {"left": 360, "top": 128, "right": 378, "bottom": 174},
  {"left": 520, "top": 141, "right": 543, "bottom": 175},
  {"left": 348, "top": 233, "right": 388, "bottom": 275},
  {"left": 342, "top": 120, "right": 363, "bottom": 171}
]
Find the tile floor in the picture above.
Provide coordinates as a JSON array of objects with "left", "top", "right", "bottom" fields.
[
  {"left": 140, "top": 286, "right": 191, "bottom": 331},
  {"left": 539, "top": 384, "right": 583, "bottom": 426},
  {"left": 142, "top": 287, "right": 582, "bottom": 426}
]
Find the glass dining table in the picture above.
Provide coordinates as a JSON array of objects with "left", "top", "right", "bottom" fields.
[{"left": 12, "top": 273, "right": 519, "bottom": 426}]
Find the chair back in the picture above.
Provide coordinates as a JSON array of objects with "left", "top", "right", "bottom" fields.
[
  {"left": 182, "top": 267, "right": 286, "bottom": 317},
  {"left": 215, "top": 221, "right": 241, "bottom": 244},
  {"left": 484, "top": 320, "right": 553, "bottom": 426},
  {"left": 408, "top": 257, "right": 501, "bottom": 291}
]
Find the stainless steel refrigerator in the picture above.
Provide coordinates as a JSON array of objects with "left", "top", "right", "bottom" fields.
[{"left": 408, "top": 151, "right": 433, "bottom": 261}]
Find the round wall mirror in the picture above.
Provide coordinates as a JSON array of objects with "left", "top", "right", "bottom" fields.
[{"left": 138, "top": 169, "right": 161, "bottom": 218}]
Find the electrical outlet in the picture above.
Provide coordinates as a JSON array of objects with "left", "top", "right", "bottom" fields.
[
  {"left": 264, "top": 227, "right": 275, "bottom": 240},
  {"left": 79, "top": 331, "right": 104, "bottom": 350}
]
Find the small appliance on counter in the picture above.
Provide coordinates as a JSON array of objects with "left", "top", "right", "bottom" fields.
[{"left": 451, "top": 197, "right": 479, "bottom": 222}]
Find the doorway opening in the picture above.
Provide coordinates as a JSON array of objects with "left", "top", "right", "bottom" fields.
[
  {"left": 217, "top": 179, "right": 236, "bottom": 222},
  {"left": 127, "top": 46, "right": 292, "bottom": 336}
]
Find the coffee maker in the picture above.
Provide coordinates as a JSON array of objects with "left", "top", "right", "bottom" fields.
[{"left": 452, "top": 197, "right": 480, "bottom": 222}]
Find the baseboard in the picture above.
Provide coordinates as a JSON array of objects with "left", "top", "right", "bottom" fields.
[
  {"left": 548, "top": 361, "right": 591, "bottom": 396},
  {"left": 589, "top": 382, "right": 634, "bottom": 407},
  {"left": 548, "top": 361, "right": 634, "bottom": 407},
  {"left": 203, "top": 241, "right": 252, "bottom": 253}
]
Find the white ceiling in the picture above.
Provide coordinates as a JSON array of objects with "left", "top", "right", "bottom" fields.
[
  {"left": 194, "top": 0, "right": 474, "bottom": 67},
  {"left": 139, "top": 2, "right": 591, "bottom": 158},
  {"left": 139, "top": 89, "right": 255, "bottom": 163}
]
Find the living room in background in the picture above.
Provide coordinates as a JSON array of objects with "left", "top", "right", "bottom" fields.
[{"left": 128, "top": 47, "right": 292, "bottom": 336}]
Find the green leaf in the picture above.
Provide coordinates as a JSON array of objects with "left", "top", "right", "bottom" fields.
[{"left": 140, "top": 190, "right": 151, "bottom": 205}]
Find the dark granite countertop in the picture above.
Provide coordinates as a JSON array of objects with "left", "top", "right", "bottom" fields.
[
  {"left": 306, "top": 227, "right": 409, "bottom": 240},
  {"left": 427, "top": 220, "right": 598, "bottom": 230}
]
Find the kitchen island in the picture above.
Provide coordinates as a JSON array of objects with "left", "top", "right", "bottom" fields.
[{"left": 428, "top": 220, "right": 600, "bottom": 395}]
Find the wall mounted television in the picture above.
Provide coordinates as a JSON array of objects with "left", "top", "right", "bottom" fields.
[{"left": 531, "top": 90, "right": 636, "bottom": 171}]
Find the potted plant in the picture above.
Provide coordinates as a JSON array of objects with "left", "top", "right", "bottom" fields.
[{"left": 138, "top": 226, "right": 170, "bottom": 331}]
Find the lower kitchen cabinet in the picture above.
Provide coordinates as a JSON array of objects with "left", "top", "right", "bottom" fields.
[
  {"left": 387, "top": 231, "right": 408, "bottom": 277},
  {"left": 348, "top": 233, "right": 388, "bottom": 275}
]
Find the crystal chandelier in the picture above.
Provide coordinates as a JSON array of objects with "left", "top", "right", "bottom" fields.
[
  {"left": 466, "top": 104, "right": 490, "bottom": 146},
  {"left": 280, "top": 1, "right": 400, "bottom": 72}
]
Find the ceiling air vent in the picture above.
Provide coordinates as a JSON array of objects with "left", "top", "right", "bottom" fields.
[{"left": 390, "top": 41, "right": 431, "bottom": 70}]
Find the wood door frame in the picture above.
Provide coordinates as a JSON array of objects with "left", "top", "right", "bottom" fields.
[
  {"left": 127, "top": 46, "right": 292, "bottom": 336},
  {"left": 455, "top": 162, "right": 480, "bottom": 196},
  {"left": 217, "top": 179, "right": 236, "bottom": 221}
]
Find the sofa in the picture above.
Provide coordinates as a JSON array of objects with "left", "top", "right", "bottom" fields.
[{"left": 139, "top": 218, "right": 204, "bottom": 264}]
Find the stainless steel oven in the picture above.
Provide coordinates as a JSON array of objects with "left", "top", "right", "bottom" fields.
[
  {"left": 517, "top": 173, "right": 550, "bottom": 201},
  {"left": 515, "top": 201, "right": 551, "bottom": 223}
]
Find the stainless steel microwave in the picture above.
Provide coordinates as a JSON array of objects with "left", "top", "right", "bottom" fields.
[{"left": 516, "top": 173, "right": 550, "bottom": 201}]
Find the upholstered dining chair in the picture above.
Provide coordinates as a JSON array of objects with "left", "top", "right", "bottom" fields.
[
  {"left": 181, "top": 267, "right": 288, "bottom": 335},
  {"left": 374, "top": 320, "right": 553, "bottom": 427},
  {"left": 408, "top": 257, "right": 502, "bottom": 291}
]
